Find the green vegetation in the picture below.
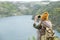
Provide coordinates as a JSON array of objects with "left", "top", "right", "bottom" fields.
[
  {"left": 54, "top": 36, "right": 60, "bottom": 40},
  {"left": 32, "top": 36, "right": 36, "bottom": 40},
  {"left": 28, "top": 36, "right": 36, "bottom": 40},
  {"left": 28, "top": 36, "right": 60, "bottom": 40}
]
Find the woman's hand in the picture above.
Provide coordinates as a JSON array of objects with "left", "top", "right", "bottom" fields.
[{"left": 34, "top": 15, "right": 38, "bottom": 23}]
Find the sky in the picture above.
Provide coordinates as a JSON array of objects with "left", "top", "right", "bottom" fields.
[{"left": 0, "top": 0, "right": 60, "bottom": 2}]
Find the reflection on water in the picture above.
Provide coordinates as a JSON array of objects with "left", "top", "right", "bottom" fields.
[{"left": 0, "top": 15, "right": 60, "bottom": 40}]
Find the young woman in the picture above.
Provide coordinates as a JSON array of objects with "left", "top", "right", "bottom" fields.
[{"left": 33, "top": 12, "right": 54, "bottom": 40}]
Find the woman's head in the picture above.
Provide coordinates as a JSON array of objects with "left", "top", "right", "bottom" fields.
[{"left": 41, "top": 12, "right": 49, "bottom": 21}]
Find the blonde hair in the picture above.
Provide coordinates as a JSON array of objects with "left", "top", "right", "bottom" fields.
[{"left": 41, "top": 12, "right": 49, "bottom": 21}]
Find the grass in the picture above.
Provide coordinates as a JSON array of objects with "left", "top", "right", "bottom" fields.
[{"left": 28, "top": 36, "right": 60, "bottom": 40}]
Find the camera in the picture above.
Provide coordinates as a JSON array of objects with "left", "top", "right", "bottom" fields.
[{"left": 38, "top": 15, "right": 41, "bottom": 18}]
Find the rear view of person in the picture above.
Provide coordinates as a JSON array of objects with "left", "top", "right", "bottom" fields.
[{"left": 33, "top": 12, "right": 54, "bottom": 40}]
